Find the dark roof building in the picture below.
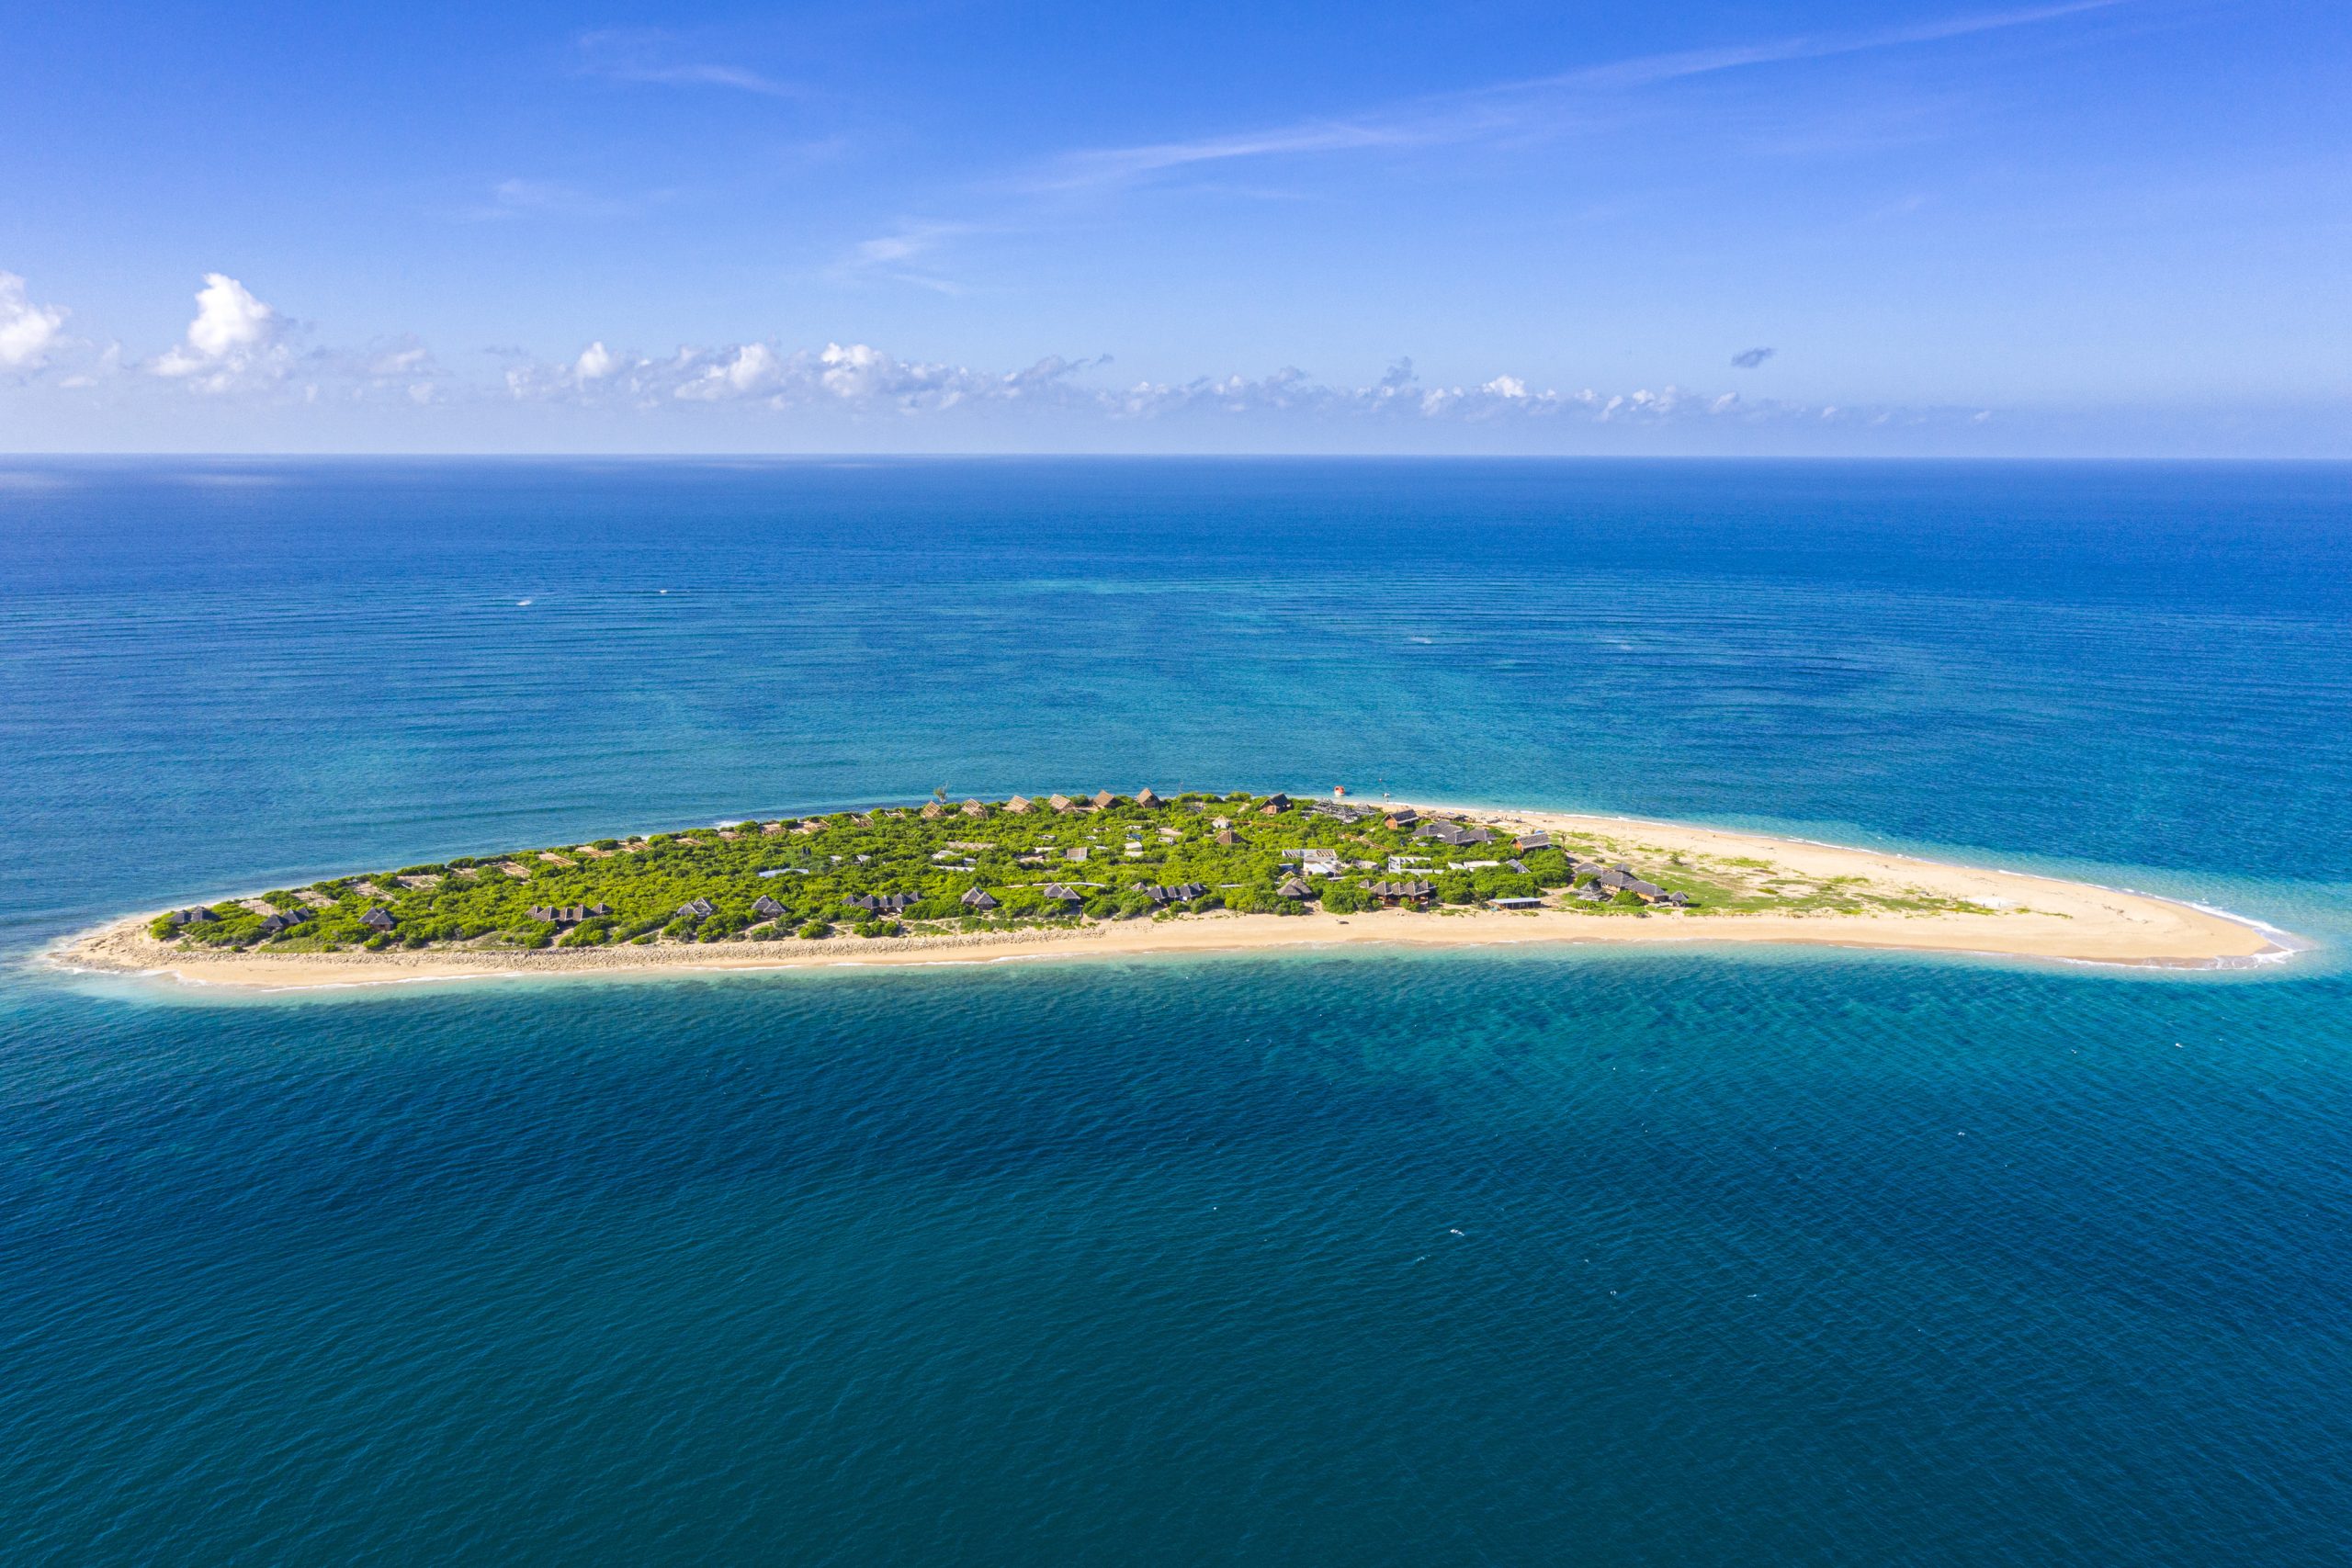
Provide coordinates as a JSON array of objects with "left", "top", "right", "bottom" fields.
[
  {"left": 1514, "top": 831, "right": 1552, "bottom": 852},
  {"left": 752, "top": 895, "right": 786, "bottom": 918},
  {"left": 676, "top": 897, "right": 716, "bottom": 919},
  {"left": 359, "top": 908, "right": 396, "bottom": 931},
  {"left": 844, "top": 893, "right": 919, "bottom": 915},
  {"left": 169, "top": 907, "right": 220, "bottom": 926},
  {"left": 960, "top": 887, "right": 999, "bottom": 911},
  {"left": 1277, "top": 876, "right": 1315, "bottom": 899}
]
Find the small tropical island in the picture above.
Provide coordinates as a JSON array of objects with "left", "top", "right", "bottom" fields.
[{"left": 60, "top": 789, "right": 2283, "bottom": 987}]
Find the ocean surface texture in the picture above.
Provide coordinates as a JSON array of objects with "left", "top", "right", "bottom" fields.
[{"left": 3, "top": 458, "right": 2349, "bottom": 1565}]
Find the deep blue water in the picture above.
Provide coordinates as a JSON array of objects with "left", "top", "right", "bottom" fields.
[{"left": 3, "top": 458, "right": 2349, "bottom": 1563}]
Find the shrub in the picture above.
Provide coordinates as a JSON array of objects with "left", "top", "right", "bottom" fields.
[
  {"left": 797, "top": 919, "right": 832, "bottom": 940},
  {"left": 1612, "top": 889, "right": 1644, "bottom": 908},
  {"left": 1319, "top": 882, "right": 1374, "bottom": 915},
  {"left": 1083, "top": 896, "right": 1120, "bottom": 919},
  {"left": 1522, "top": 850, "right": 1573, "bottom": 886},
  {"left": 363, "top": 932, "right": 393, "bottom": 951},
  {"left": 1434, "top": 873, "right": 1478, "bottom": 905},
  {"left": 1191, "top": 893, "right": 1225, "bottom": 911}
]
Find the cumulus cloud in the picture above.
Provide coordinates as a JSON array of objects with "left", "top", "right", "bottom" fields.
[
  {"left": 151, "top": 273, "right": 288, "bottom": 391},
  {"left": 0, "top": 272, "right": 70, "bottom": 370},
  {"left": 1731, "top": 346, "right": 1775, "bottom": 368},
  {"left": 6, "top": 268, "right": 1993, "bottom": 438},
  {"left": 480, "top": 335, "right": 1935, "bottom": 432},
  {"left": 677, "top": 343, "right": 783, "bottom": 400}
]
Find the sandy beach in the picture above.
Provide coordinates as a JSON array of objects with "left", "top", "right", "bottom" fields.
[{"left": 49, "top": 807, "right": 2289, "bottom": 990}]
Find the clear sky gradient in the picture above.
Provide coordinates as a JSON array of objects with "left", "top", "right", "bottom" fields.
[{"left": 2, "top": 0, "right": 2346, "bottom": 454}]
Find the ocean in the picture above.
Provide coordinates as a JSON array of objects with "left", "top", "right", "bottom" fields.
[{"left": 3, "top": 457, "right": 2349, "bottom": 1563}]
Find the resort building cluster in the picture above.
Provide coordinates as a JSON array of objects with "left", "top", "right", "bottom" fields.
[{"left": 149, "top": 788, "right": 1707, "bottom": 953}]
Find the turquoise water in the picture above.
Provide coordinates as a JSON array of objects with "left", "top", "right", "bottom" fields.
[{"left": 4, "top": 459, "right": 2350, "bottom": 1562}]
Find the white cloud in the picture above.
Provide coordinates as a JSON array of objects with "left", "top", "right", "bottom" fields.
[
  {"left": 370, "top": 345, "right": 431, "bottom": 376},
  {"left": 0, "top": 272, "right": 70, "bottom": 370},
  {"left": 492, "top": 338, "right": 1889, "bottom": 431},
  {"left": 677, "top": 342, "right": 783, "bottom": 400},
  {"left": 466, "top": 179, "right": 637, "bottom": 222},
  {"left": 574, "top": 29, "right": 799, "bottom": 97},
  {"left": 574, "top": 341, "right": 616, "bottom": 380},
  {"left": 1032, "top": 0, "right": 2132, "bottom": 193},
  {"left": 835, "top": 222, "right": 976, "bottom": 295},
  {"left": 151, "top": 273, "right": 287, "bottom": 391}
]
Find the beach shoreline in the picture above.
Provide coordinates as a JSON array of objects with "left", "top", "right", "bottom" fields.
[{"left": 47, "top": 807, "right": 2291, "bottom": 990}]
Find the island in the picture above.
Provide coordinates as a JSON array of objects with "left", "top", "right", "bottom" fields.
[{"left": 56, "top": 790, "right": 2285, "bottom": 987}]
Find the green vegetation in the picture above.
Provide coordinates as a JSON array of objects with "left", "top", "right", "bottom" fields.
[{"left": 142, "top": 792, "right": 1972, "bottom": 955}]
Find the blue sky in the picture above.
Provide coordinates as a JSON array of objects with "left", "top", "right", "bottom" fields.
[{"left": 1, "top": 0, "right": 2346, "bottom": 454}]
